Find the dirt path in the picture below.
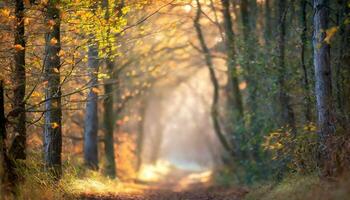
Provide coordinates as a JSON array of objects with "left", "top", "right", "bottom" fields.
[
  {"left": 80, "top": 186, "right": 248, "bottom": 200},
  {"left": 79, "top": 169, "right": 248, "bottom": 200}
]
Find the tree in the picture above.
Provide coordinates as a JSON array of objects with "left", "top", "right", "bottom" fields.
[
  {"left": 335, "top": 0, "right": 350, "bottom": 127},
  {"left": 277, "top": 0, "right": 296, "bottom": 133},
  {"left": 313, "top": 0, "right": 335, "bottom": 173},
  {"left": 135, "top": 97, "right": 147, "bottom": 171},
  {"left": 239, "top": 0, "right": 258, "bottom": 119},
  {"left": 9, "top": 0, "right": 26, "bottom": 161},
  {"left": 300, "top": 0, "right": 312, "bottom": 122},
  {"left": 43, "top": 0, "right": 62, "bottom": 179},
  {"left": 83, "top": 38, "right": 100, "bottom": 170},
  {"left": 264, "top": 0, "right": 272, "bottom": 47},
  {"left": 194, "top": 0, "right": 233, "bottom": 155},
  {"left": 0, "top": 80, "right": 9, "bottom": 195},
  {"left": 221, "top": 0, "right": 244, "bottom": 123},
  {"left": 102, "top": 0, "right": 119, "bottom": 178}
]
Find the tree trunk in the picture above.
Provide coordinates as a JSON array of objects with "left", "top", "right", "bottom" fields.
[
  {"left": 103, "top": 59, "right": 116, "bottom": 178},
  {"left": 102, "top": 0, "right": 117, "bottom": 179},
  {"left": 335, "top": 0, "right": 350, "bottom": 128},
  {"left": 149, "top": 129, "right": 163, "bottom": 164},
  {"left": 0, "top": 80, "right": 8, "bottom": 195},
  {"left": 83, "top": 39, "right": 99, "bottom": 170},
  {"left": 239, "top": 0, "right": 260, "bottom": 127},
  {"left": 300, "top": 0, "right": 312, "bottom": 122},
  {"left": 135, "top": 99, "right": 146, "bottom": 171},
  {"left": 313, "top": 0, "right": 335, "bottom": 172},
  {"left": 240, "top": 0, "right": 264, "bottom": 165},
  {"left": 9, "top": 0, "right": 26, "bottom": 161},
  {"left": 277, "top": 0, "right": 296, "bottom": 133},
  {"left": 194, "top": 0, "right": 234, "bottom": 156},
  {"left": 264, "top": 0, "right": 272, "bottom": 47},
  {"left": 221, "top": 0, "right": 244, "bottom": 123},
  {"left": 43, "top": 0, "right": 62, "bottom": 180},
  {"left": 0, "top": 81, "right": 4, "bottom": 197},
  {"left": 0, "top": 81, "right": 17, "bottom": 200}
]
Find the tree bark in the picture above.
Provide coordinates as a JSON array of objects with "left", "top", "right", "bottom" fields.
[
  {"left": 83, "top": 39, "right": 99, "bottom": 170},
  {"left": 335, "top": 0, "right": 350, "bottom": 127},
  {"left": 43, "top": 0, "right": 62, "bottom": 179},
  {"left": 239, "top": 0, "right": 260, "bottom": 125},
  {"left": 300, "top": 0, "right": 312, "bottom": 122},
  {"left": 313, "top": 0, "right": 335, "bottom": 171},
  {"left": 194, "top": 0, "right": 234, "bottom": 156},
  {"left": 103, "top": 60, "right": 116, "bottom": 178},
  {"left": 264, "top": 0, "right": 272, "bottom": 47},
  {"left": 102, "top": 0, "right": 117, "bottom": 178},
  {"left": 221, "top": 0, "right": 244, "bottom": 123},
  {"left": 0, "top": 80, "right": 9, "bottom": 195},
  {"left": 135, "top": 98, "right": 146, "bottom": 171},
  {"left": 277, "top": 0, "right": 296, "bottom": 133},
  {"left": 9, "top": 0, "right": 26, "bottom": 161}
]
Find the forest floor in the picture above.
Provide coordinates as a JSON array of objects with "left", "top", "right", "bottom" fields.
[{"left": 78, "top": 168, "right": 248, "bottom": 200}]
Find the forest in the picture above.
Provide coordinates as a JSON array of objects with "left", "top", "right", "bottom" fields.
[{"left": 0, "top": 0, "right": 349, "bottom": 199}]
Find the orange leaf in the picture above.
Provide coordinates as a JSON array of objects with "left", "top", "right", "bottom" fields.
[
  {"left": 92, "top": 87, "right": 100, "bottom": 94},
  {"left": 24, "top": 18, "right": 30, "bottom": 25},
  {"left": 50, "top": 38, "right": 58, "bottom": 45},
  {"left": 0, "top": 9, "right": 10, "bottom": 18},
  {"left": 324, "top": 26, "right": 338, "bottom": 44},
  {"left": 13, "top": 44, "right": 25, "bottom": 51},
  {"left": 47, "top": 19, "right": 56, "bottom": 27},
  {"left": 24, "top": 0, "right": 31, "bottom": 6},
  {"left": 57, "top": 50, "right": 65, "bottom": 57},
  {"left": 32, "top": 91, "right": 41, "bottom": 97}
]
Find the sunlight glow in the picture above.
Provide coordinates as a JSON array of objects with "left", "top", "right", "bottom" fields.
[
  {"left": 239, "top": 81, "right": 247, "bottom": 90},
  {"left": 175, "top": 170, "right": 213, "bottom": 191},
  {"left": 69, "top": 178, "right": 145, "bottom": 196},
  {"left": 137, "top": 160, "right": 172, "bottom": 182},
  {"left": 183, "top": 4, "right": 192, "bottom": 13}
]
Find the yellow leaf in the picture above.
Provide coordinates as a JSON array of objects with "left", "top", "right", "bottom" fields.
[
  {"left": 324, "top": 26, "right": 338, "bottom": 44},
  {"left": 57, "top": 50, "right": 65, "bottom": 57},
  {"left": 32, "top": 91, "right": 41, "bottom": 97},
  {"left": 122, "top": 6, "right": 130, "bottom": 15},
  {"left": 13, "top": 44, "right": 25, "bottom": 51},
  {"left": 50, "top": 38, "right": 58, "bottom": 45},
  {"left": 41, "top": 0, "right": 48, "bottom": 5},
  {"left": 53, "top": 68, "right": 59, "bottom": 73},
  {"left": 74, "top": 51, "right": 80, "bottom": 57},
  {"left": 51, "top": 122, "right": 59, "bottom": 129},
  {"left": 24, "top": 18, "right": 30, "bottom": 25},
  {"left": 0, "top": 9, "right": 10, "bottom": 18}
]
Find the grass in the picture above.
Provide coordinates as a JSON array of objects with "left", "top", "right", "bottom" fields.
[
  {"left": 244, "top": 174, "right": 350, "bottom": 200},
  {"left": 6, "top": 152, "right": 143, "bottom": 200}
]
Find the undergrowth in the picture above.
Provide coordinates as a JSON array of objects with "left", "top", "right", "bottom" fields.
[
  {"left": 244, "top": 174, "right": 350, "bottom": 200},
  {"left": 8, "top": 152, "right": 126, "bottom": 200}
]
